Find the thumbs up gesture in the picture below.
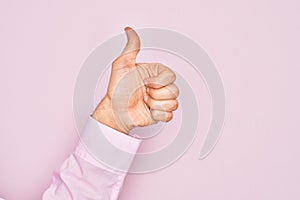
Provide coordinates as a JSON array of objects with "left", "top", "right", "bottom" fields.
[{"left": 92, "top": 27, "right": 179, "bottom": 134}]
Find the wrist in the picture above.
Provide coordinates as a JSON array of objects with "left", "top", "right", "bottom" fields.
[{"left": 92, "top": 96, "right": 132, "bottom": 134}]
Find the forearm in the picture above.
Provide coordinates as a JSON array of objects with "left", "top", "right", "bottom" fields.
[{"left": 43, "top": 117, "right": 141, "bottom": 200}]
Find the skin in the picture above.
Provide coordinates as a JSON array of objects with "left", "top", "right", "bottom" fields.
[{"left": 92, "top": 27, "right": 179, "bottom": 134}]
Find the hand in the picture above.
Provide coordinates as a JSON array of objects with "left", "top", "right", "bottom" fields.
[{"left": 92, "top": 27, "right": 179, "bottom": 134}]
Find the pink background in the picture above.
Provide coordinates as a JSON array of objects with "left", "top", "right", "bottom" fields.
[{"left": 1, "top": 0, "right": 300, "bottom": 199}]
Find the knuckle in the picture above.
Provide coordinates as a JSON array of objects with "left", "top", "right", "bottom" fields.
[
  {"left": 165, "top": 112, "right": 173, "bottom": 122},
  {"left": 166, "top": 70, "right": 176, "bottom": 83},
  {"left": 171, "top": 100, "right": 178, "bottom": 110},
  {"left": 173, "top": 84, "right": 179, "bottom": 97},
  {"left": 155, "top": 62, "right": 163, "bottom": 66},
  {"left": 169, "top": 84, "right": 179, "bottom": 98},
  {"left": 170, "top": 71, "right": 176, "bottom": 81}
]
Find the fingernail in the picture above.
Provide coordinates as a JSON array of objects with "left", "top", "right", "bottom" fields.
[{"left": 146, "top": 87, "right": 150, "bottom": 93}]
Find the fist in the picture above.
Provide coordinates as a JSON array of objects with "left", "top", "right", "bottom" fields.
[{"left": 92, "top": 27, "right": 179, "bottom": 134}]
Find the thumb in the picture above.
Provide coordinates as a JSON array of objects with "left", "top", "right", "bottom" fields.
[{"left": 118, "top": 27, "right": 140, "bottom": 64}]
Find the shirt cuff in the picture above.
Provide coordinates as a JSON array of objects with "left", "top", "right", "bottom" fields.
[{"left": 77, "top": 116, "right": 141, "bottom": 172}]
